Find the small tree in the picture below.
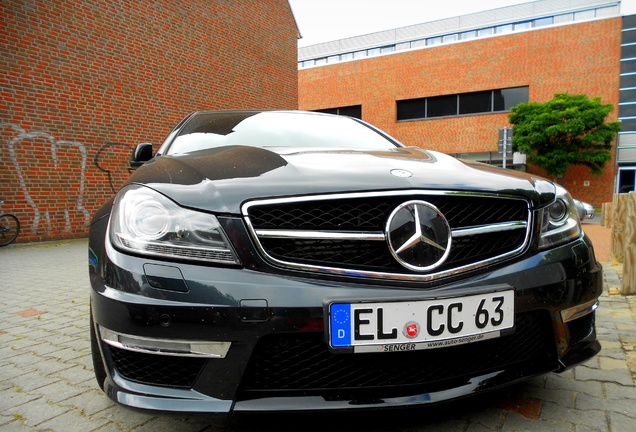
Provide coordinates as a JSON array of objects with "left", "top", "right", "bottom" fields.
[{"left": 508, "top": 93, "right": 621, "bottom": 178}]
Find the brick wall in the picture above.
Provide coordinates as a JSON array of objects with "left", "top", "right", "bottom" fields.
[
  {"left": 299, "top": 18, "right": 622, "bottom": 208},
  {"left": 0, "top": 0, "right": 298, "bottom": 243}
]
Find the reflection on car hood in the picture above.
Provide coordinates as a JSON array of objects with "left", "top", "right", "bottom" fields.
[{"left": 127, "top": 145, "right": 554, "bottom": 214}]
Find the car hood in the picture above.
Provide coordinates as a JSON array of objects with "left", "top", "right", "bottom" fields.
[{"left": 127, "top": 145, "right": 555, "bottom": 214}]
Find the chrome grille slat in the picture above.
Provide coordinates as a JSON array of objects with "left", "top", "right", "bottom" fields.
[{"left": 242, "top": 190, "right": 531, "bottom": 281}]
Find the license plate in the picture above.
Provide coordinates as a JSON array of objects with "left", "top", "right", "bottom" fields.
[{"left": 329, "top": 290, "right": 514, "bottom": 353}]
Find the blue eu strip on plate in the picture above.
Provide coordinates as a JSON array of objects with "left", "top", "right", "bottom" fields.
[{"left": 330, "top": 303, "right": 352, "bottom": 347}]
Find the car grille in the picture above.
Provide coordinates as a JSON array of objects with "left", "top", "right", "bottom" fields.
[
  {"left": 237, "top": 311, "right": 556, "bottom": 399},
  {"left": 243, "top": 191, "right": 530, "bottom": 280},
  {"left": 109, "top": 346, "right": 206, "bottom": 388}
]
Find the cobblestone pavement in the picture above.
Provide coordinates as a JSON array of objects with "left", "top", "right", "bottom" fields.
[{"left": 1, "top": 236, "right": 635, "bottom": 432}]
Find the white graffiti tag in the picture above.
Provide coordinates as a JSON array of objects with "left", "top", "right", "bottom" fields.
[{"left": 1, "top": 123, "right": 89, "bottom": 234}]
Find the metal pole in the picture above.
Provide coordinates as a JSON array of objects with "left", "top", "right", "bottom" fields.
[{"left": 502, "top": 128, "right": 507, "bottom": 169}]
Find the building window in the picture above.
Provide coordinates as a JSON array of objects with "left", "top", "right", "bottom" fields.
[
  {"left": 396, "top": 98, "right": 426, "bottom": 121},
  {"left": 314, "top": 105, "right": 362, "bottom": 119},
  {"left": 514, "top": 21, "right": 532, "bottom": 31},
  {"left": 459, "top": 90, "right": 492, "bottom": 115},
  {"left": 443, "top": 34, "right": 458, "bottom": 43},
  {"left": 493, "top": 86, "right": 529, "bottom": 111},
  {"left": 534, "top": 17, "right": 554, "bottom": 27},
  {"left": 427, "top": 94, "right": 458, "bottom": 117},
  {"left": 396, "top": 86, "right": 529, "bottom": 121},
  {"left": 496, "top": 24, "right": 513, "bottom": 34}
]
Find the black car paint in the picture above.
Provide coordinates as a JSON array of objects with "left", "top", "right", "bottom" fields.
[{"left": 89, "top": 110, "right": 602, "bottom": 413}]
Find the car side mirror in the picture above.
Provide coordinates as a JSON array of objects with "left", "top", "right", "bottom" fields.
[{"left": 130, "top": 143, "right": 154, "bottom": 169}]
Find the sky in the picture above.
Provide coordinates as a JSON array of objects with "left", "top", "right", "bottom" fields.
[{"left": 289, "top": 0, "right": 636, "bottom": 47}]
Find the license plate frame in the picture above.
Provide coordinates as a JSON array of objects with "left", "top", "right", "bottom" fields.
[{"left": 327, "top": 288, "right": 515, "bottom": 353}]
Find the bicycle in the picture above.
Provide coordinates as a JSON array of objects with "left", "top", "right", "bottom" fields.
[{"left": 0, "top": 200, "right": 20, "bottom": 246}]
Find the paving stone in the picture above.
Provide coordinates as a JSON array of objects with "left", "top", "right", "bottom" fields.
[
  {"left": 36, "top": 408, "right": 111, "bottom": 432},
  {"left": 0, "top": 389, "right": 40, "bottom": 412},
  {"left": 538, "top": 401, "right": 609, "bottom": 431},
  {"left": 574, "top": 364, "right": 633, "bottom": 386},
  {"left": 603, "top": 381, "right": 636, "bottom": 400},
  {"left": 607, "top": 411, "right": 636, "bottom": 432},
  {"left": 92, "top": 405, "right": 158, "bottom": 430},
  {"left": 501, "top": 411, "right": 573, "bottom": 431},
  {"left": 32, "top": 380, "right": 85, "bottom": 404},
  {"left": 576, "top": 392, "right": 635, "bottom": 416},
  {"left": 544, "top": 373, "right": 604, "bottom": 398},
  {"left": 3, "top": 397, "right": 73, "bottom": 427},
  {"left": 58, "top": 389, "right": 116, "bottom": 416},
  {"left": 8, "top": 370, "right": 62, "bottom": 392},
  {"left": 55, "top": 363, "right": 96, "bottom": 386}
]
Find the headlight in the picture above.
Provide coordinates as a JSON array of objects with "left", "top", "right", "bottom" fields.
[
  {"left": 109, "top": 185, "right": 240, "bottom": 264},
  {"left": 538, "top": 185, "right": 582, "bottom": 249}
]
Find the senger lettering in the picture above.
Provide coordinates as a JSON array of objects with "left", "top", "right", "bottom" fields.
[{"left": 383, "top": 343, "right": 416, "bottom": 352}]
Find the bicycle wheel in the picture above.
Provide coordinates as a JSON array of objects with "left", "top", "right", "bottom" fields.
[{"left": 0, "top": 213, "right": 20, "bottom": 246}]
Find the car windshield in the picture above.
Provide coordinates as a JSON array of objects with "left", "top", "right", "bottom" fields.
[{"left": 165, "top": 111, "right": 401, "bottom": 155}]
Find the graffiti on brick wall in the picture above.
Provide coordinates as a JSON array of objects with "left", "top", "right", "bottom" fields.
[
  {"left": 0, "top": 123, "right": 133, "bottom": 236},
  {"left": 1, "top": 123, "right": 90, "bottom": 234}
]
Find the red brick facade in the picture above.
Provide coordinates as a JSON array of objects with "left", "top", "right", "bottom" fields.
[
  {"left": 299, "top": 18, "right": 622, "bottom": 208},
  {"left": 1, "top": 0, "right": 298, "bottom": 243}
]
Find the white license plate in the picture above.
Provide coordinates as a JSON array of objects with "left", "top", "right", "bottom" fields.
[{"left": 329, "top": 290, "right": 514, "bottom": 353}]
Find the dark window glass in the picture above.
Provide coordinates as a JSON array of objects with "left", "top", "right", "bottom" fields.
[
  {"left": 619, "top": 103, "right": 636, "bottom": 118},
  {"left": 459, "top": 91, "right": 492, "bottom": 114},
  {"left": 314, "top": 105, "right": 362, "bottom": 119},
  {"left": 427, "top": 94, "right": 457, "bottom": 117},
  {"left": 622, "top": 44, "right": 636, "bottom": 60},
  {"left": 621, "top": 58, "right": 636, "bottom": 74},
  {"left": 397, "top": 98, "right": 426, "bottom": 120},
  {"left": 620, "top": 87, "right": 636, "bottom": 102},
  {"left": 493, "top": 86, "right": 529, "bottom": 111},
  {"left": 623, "top": 15, "right": 636, "bottom": 32},
  {"left": 619, "top": 117, "right": 636, "bottom": 132},
  {"left": 620, "top": 74, "right": 636, "bottom": 89},
  {"left": 315, "top": 108, "right": 338, "bottom": 115},
  {"left": 621, "top": 28, "right": 636, "bottom": 44},
  {"left": 619, "top": 168, "right": 636, "bottom": 193},
  {"left": 337, "top": 105, "right": 362, "bottom": 119}
]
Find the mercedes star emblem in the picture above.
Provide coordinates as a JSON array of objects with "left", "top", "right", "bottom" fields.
[{"left": 386, "top": 200, "right": 452, "bottom": 271}]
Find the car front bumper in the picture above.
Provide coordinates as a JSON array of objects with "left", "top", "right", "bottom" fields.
[{"left": 89, "top": 224, "right": 602, "bottom": 413}]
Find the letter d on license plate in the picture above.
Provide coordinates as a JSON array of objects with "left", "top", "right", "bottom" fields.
[{"left": 329, "top": 290, "right": 514, "bottom": 352}]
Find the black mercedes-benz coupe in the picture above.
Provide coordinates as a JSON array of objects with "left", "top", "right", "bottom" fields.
[{"left": 88, "top": 110, "right": 602, "bottom": 413}]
